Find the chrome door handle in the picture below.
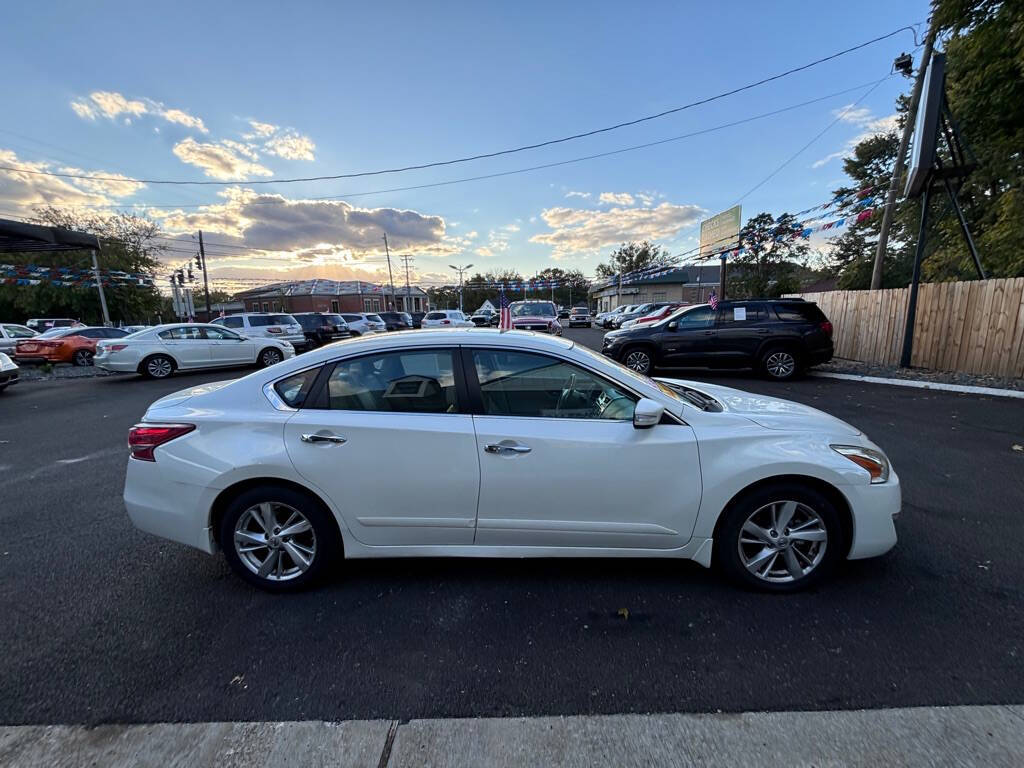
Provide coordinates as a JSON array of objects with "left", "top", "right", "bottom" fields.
[
  {"left": 300, "top": 433, "right": 347, "bottom": 445},
  {"left": 485, "top": 441, "right": 531, "bottom": 455}
]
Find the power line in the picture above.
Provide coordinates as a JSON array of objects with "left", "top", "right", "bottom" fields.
[
  {"left": 0, "top": 24, "right": 919, "bottom": 189},
  {"left": 51, "top": 77, "right": 896, "bottom": 213}
]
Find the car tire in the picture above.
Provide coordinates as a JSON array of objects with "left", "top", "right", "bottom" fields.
[
  {"left": 219, "top": 484, "right": 341, "bottom": 592},
  {"left": 72, "top": 349, "right": 93, "bottom": 367},
  {"left": 622, "top": 346, "right": 654, "bottom": 375},
  {"left": 715, "top": 482, "right": 844, "bottom": 593},
  {"left": 140, "top": 354, "right": 175, "bottom": 379},
  {"left": 761, "top": 347, "right": 801, "bottom": 380},
  {"left": 349, "top": 330, "right": 361, "bottom": 337},
  {"left": 259, "top": 347, "right": 283, "bottom": 367},
  {"left": 306, "top": 337, "right": 319, "bottom": 350}
]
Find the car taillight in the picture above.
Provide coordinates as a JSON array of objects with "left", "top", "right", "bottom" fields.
[
  {"left": 441, "top": 319, "right": 450, "bottom": 325},
  {"left": 128, "top": 423, "right": 195, "bottom": 461},
  {"left": 267, "top": 327, "right": 282, "bottom": 333},
  {"left": 108, "top": 344, "right": 128, "bottom": 352},
  {"left": 819, "top": 320, "right": 833, "bottom": 337}
]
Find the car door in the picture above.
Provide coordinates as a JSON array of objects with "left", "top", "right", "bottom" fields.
[
  {"left": 158, "top": 326, "right": 211, "bottom": 368},
  {"left": 466, "top": 347, "right": 701, "bottom": 549},
  {"left": 712, "top": 303, "right": 772, "bottom": 366},
  {"left": 657, "top": 306, "right": 717, "bottom": 367},
  {"left": 203, "top": 326, "right": 257, "bottom": 364},
  {"left": 283, "top": 347, "right": 479, "bottom": 546}
]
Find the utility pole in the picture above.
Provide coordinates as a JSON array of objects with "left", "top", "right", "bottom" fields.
[
  {"left": 382, "top": 233, "right": 397, "bottom": 310},
  {"left": 872, "top": 19, "right": 937, "bottom": 290},
  {"left": 719, "top": 254, "right": 728, "bottom": 301},
  {"left": 198, "top": 230, "right": 212, "bottom": 319},
  {"left": 448, "top": 263, "right": 473, "bottom": 312},
  {"left": 90, "top": 249, "right": 111, "bottom": 326},
  {"left": 400, "top": 255, "right": 415, "bottom": 314}
]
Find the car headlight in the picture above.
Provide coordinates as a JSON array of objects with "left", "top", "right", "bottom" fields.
[{"left": 831, "top": 445, "right": 890, "bottom": 483}]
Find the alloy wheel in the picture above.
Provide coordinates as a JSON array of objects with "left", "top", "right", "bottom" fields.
[
  {"left": 625, "top": 350, "right": 652, "bottom": 374},
  {"left": 261, "top": 349, "right": 282, "bottom": 366},
  {"left": 765, "top": 351, "right": 796, "bottom": 379},
  {"left": 737, "top": 500, "right": 827, "bottom": 583},
  {"left": 147, "top": 357, "right": 172, "bottom": 378},
  {"left": 234, "top": 501, "right": 317, "bottom": 582},
  {"left": 73, "top": 349, "right": 93, "bottom": 366}
]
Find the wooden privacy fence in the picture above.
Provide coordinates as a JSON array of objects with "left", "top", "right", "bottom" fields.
[{"left": 791, "top": 277, "right": 1024, "bottom": 378}]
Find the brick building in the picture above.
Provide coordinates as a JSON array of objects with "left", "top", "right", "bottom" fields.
[
  {"left": 589, "top": 265, "right": 721, "bottom": 313},
  {"left": 233, "top": 279, "right": 429, "bottom": 315}
]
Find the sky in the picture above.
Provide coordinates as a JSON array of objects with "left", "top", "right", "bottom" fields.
[{"left": 0, "top": 0, "right": 930, "bottom": 291}]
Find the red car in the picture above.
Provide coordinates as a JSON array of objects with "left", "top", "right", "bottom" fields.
[
  {"left": 509, "top": 301, "right": 563, "bottom": 335},
  {"left": 632, "top": 303, "right": 688, "bottom": 326},
  {"left": 14, "top": 326, "right": 130, "bottom": 366}
]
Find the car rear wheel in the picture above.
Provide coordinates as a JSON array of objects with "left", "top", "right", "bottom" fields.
[
  {"left": 141, "top": 355, "right": 174, "bottom": 379},
  {"left": 72, "top": 349, "right": 93, "bottom": 367},
  {"left": 716, "top": 482, "right": 843, "bottom": 592},
  {"left": 219, "top": 484, "right": 340, "bottom": 592},
  {"left": 259, "top": 347, "right": 283, "bottom": 367},
  {"left": 761, "top": 348, "right": 799, "bottom": 380},
  {"left": 623, "top": 347, "right": 654, "bottom": 375}
]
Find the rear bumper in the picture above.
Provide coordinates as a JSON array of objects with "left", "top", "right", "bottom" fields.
[
  {"left": 805, "top": 344, "right": 834, "bottom": 366},
  {"left": 94, "top": 355, "right": 141, "bottom": 372},
  {"left": 124, "top": 456, "right": 218, "bottom": 554}
]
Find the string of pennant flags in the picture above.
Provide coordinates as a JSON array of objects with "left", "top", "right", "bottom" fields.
[{"left": 2, "top": 263, "right": 156, "bottom": 288}]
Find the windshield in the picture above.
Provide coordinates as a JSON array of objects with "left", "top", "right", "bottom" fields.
[{"left": 511, "top": 302, "right": 555, "bottom": 317}]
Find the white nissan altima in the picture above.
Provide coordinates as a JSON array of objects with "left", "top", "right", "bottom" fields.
[
  {"left": 123, "top": 329, "right": 899, "bottom": 593},
  {"left": 96, "top": 322, "right": 295, "bottom": 379}
]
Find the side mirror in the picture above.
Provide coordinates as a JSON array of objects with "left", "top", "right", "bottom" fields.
[
  {"left": 633, "top": 398, "right": 664, "bottom": 429},
  {"left": 667, "top": 321, "right": 678, "bottom": 331}
]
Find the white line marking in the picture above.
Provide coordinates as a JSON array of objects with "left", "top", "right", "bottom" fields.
[{"left": 810, "top": 371, "right": 1024, "bottom": 400}]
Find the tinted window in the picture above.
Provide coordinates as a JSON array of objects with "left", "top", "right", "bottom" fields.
[
  {"left": 294, "top": 314, "right": 316, "bottom": 329},
  {"left": 77, "top": 328, "right": 107, "bottom": 339},
  {"left": 471, "top": 350, "right": 636, "bottom": 420},
  {"left": 158, "top": 326, "right": 204, "bottom": 340},
  {"left": 247, "top": 315, "right": 274, "bottom": 326},
  {"left": 673, "top": 307, "right": 715, "bottom": 329},
  {"left": 342, "top": 314, "right": 363, "bottom": 323},
  {"left": 274, "top": 368, "right": 319, "bottom": 407},
  {"left": 717, "top": 305, "right": 768, "bottom": 325},
  {"left": 774, "top": 303, "right": 827, "bottom": 322},
  {"left": 104, "top": 328, "right": 130, "bottom": 338},
  {"left": 365, "top": 314, "right": 383, "bottom": 322},
  {"left": 324, "top": 350, "right": 458, "bottom": 413},
  {"left": 222, "top": 316, "right": 244, "bottom": 329},
  {"left": 425, "top": 312, "right": 446, "bottom": 320},
  {"left": 325, "top": 314, "right": 345, "bottom": 325}
]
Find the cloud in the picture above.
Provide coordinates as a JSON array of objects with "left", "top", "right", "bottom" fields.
[
  {"left": 530, "top": 201, "right": 705, "bottom": 258},
  {"left": 172, "top": 138, "right": 273, "bottom": 180},
  {"left": 264, "top": 132, "right": 316, "bottom": 161},
  {"left": 69, "top": 91, "right": 208, "bottom": 133},
  {"left": 813, "top": 106, "right": 898, "bottom": 168},
  {"left": 245, "top": 120, "right": 279, "bottom": 139},
  {"left": 474, "top": 228, "right": 512, "bottom": 258},
  {"left": 150, "top": 188, "right": 450, "bottom": 266},
  {"left": 0, "top": 148, "right": 143, "bottom": 211},
  {"left": 565, "top": 190, "right": 591, "bottom": 199},
  {"left": 598, "top": 192, "right": 634, "bottom": 206}
]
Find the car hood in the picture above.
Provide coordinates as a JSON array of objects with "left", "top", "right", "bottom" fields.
[
  {"left": 655, "top": 377, "right": 862, "bottom": 436},
  {"left": 146, "top": 379, "right": 235, "bottom": 410},
  {"left": 0, "top": 352, "right": 17, "bottom": 371}
]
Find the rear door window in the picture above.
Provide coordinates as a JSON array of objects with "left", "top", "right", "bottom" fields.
[
  {"left": 222, "top": 316, "right": 244, "bottom": 329},
  {"left": 322, "top": 349, "right": 459, "bottom": 413},
  {"left": 717, "top": 305, "right": 768, "bottom": 326},
  {"left": 773, "top": 303, "right": 827, "bottom": 322}
]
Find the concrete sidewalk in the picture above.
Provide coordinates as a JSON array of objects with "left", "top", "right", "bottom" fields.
[{"left": 2, "top": 705, "right": 1023, "bottom": 767}]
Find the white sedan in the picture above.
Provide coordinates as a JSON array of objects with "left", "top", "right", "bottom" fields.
[
  {"left": 95, "top": 323, "right": 295, "bottom": 379},
  {"left": 123, "top": 329, "right": 899, "bottom": 592}
]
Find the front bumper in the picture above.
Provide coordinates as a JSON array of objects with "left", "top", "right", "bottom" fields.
[
  {"left": 842, "top": 471, "right": 900, "bottom": 559},
  {"left": 0, "top": 365, "right": 19, "bottom": 387}
]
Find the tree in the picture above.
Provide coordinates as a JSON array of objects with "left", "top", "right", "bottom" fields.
[
  {"left": 729, "top": 212, "right": 809, "bottom": 298},
  {"left": 594, "top": 241, "right": 673, "bottom": 279},
  {"left": 0, "top": 207, "right": 166, "bottom": 325}
]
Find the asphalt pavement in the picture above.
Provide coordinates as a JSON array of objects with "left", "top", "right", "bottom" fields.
[{"left": 1, "top": 327, "right": 1023, "bottom": 726}]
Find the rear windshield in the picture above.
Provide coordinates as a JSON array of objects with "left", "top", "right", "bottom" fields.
[
  {"left": 773, "top": 302, "right": 827, "bottom": 322},
  {"left": 248, "top": 314, "right": 295, "bottom": 326},
  {"left": 325, "top": 314, "right": 345, "bottom": 325},
  {"left": 365, "top": 314, "right": 383, "bottom": 322},
  {"left": 425, "top": 312, "right": 446, "bottom": 320}
]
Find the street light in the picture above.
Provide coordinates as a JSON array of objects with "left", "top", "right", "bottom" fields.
[{"left": 449, "top": 263, "right": 473, "bottom": 312}]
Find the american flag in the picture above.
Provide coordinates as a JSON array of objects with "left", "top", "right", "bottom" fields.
[
  {"left": 708, "top": 291, "right": 719, "bottom": 310},
  {"left": 498, "top": 289, "right": 512, "bottom": 331}
]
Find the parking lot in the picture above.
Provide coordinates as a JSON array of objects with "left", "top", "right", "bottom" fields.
[{"left": 1, "top": 325, "right": 1023, "bottom": 727}]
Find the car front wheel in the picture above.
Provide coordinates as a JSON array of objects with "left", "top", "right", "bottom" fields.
[
  {"left": 259, "top": 347, "right": 283, "bottom": 367},
  {"left": 716, "top": 482, "right": 844, "bottom": 592},
  {"left": 219, "top": 485, "right": 340, "bottom": 591},
  {"left": 623, "top": 347, "right": 653, "bottom": 375}
]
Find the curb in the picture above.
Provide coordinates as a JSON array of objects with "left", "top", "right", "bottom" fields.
[{"left": 809, "top": 371, "right": 1024, "bottom": 399}]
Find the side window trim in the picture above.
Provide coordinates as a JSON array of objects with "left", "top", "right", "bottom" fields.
[{"left": 301, "top": 346, "right": 469, "bottom": 414}]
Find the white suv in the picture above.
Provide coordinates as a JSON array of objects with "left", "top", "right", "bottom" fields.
[
  {"left": 421, "top": 310, "right": 474, "bottom": 328},
  {"left": 211, "top": 313, "right": 306, "bottom": 349}
]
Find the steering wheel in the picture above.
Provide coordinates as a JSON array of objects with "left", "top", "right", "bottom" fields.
[{"left": 556, "top": 373, "right": 577, "bottom": 413}]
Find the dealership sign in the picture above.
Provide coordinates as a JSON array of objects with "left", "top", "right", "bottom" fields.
[{"left": 699, "top": 205, "right": 741, "bottom": 259}]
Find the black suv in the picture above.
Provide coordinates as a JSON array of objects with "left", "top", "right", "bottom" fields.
[
  {"left": 378, "top": 311, "right": 413, "bottom": 331},
  {"left": 601, "top": 299, "right": 833, "bottom": 380},
  {"left": 293, "top": 312, "right": 350, "bottom": 348}
]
